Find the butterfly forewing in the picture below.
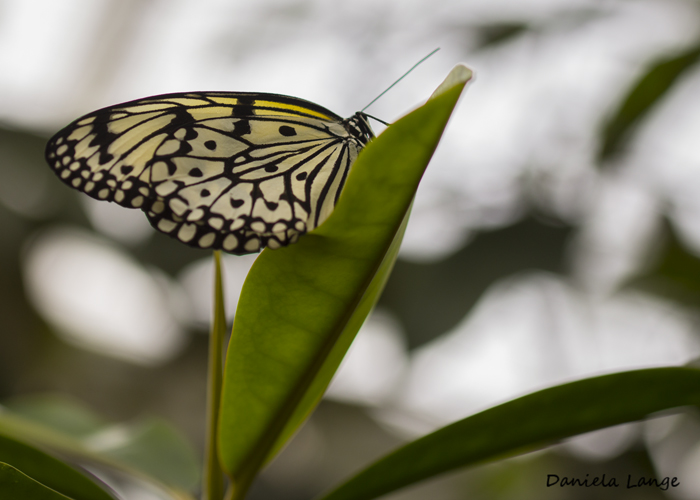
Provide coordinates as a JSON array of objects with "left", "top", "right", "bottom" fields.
[{"left": 45, "top": 92, "right": 373, "bottom": 254}]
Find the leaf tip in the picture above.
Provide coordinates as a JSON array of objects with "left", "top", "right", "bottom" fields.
[{"left": 430, "top": 64, "right": 473, "bottom": 99}]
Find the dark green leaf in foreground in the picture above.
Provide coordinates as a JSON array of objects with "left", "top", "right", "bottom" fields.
[
  {"left": 319, "top": 367, "right": 700, "bottom": 500},
  {"left": 218, "top": 66, "right": 473, "bottom": 497},
  {"left": 599, "top": 43, "right": 700, "bottom": 162},
  {"left": 0, "top": 462, "right": 73, "bottom": 500},
  {"left": 0, "top": 432, "right": 115, "bottom": 500}
]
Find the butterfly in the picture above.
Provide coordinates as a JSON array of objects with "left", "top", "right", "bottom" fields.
[{"left": 45, "top": 92, "right": 374, "bottom": 254}]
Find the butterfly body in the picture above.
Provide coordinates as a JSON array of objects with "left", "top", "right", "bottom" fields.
[{"left": 46, "top": 92, "right": 374, "bottom": 254}]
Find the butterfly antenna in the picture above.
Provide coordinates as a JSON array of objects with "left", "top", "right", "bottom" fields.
[
  {"left": 363, "top": 113, "right": 390, "bottom": 126},
  {"left": 361, "top": 48, "right": 440, "bottom": 113}
]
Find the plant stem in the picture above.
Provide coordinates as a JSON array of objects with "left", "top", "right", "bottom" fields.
[{"left": 203, "top": 251, "right": 227, "bottom": 500}]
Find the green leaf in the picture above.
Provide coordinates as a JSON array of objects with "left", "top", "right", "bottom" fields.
[
  {"left": 0, "top": 432, "right": 115, "bottom": 500},
  {"left": 318, "top": 367, "right": 700, "bottom": 500},
  {"left": 0, "top": 462, "right": 74, "bottom": 500},
  {"left": 599, "top": 43, "right": 700, "bottom": 162},
  {"left": 0, "top": 400, "right": 199, "bottom": 494},
  {"left": 3, "top": 394, "right": 106, "bottom": 440},
  {"left": 89, "top": 417, "right": 200, "bottom": 491},
  {"left": 218, "top": 65, "right": 473, "bottom": 497}
]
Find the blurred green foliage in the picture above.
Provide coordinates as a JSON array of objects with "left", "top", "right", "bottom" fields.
[
  {"left": 380, "top": 216, "right": 573, "bottom": 348},
  {"left": 600, "top": 42, "right": 700, "bottom": 162},
  {"left": 630, "top": 218, "right": 700, "bottom": 308},
  {"left": 0, "top": 395, "right": 200, "bottom": 491}
]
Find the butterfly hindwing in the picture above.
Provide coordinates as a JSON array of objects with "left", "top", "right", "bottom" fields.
[{"left": 45, "top": 92, "right": 373, "bottom": 254}]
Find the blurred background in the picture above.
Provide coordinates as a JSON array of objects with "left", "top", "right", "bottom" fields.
[{"left": 2, "top": 0, "right": 700, "bottom": 498}]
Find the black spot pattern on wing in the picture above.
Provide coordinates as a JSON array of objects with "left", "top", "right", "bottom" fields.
[{"left": 45, "top": 92, "right": 374, "bottom": 254}]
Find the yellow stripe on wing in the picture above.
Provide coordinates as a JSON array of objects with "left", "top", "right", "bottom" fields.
[{"left": 253, "top": 100, "right": 334, "bottom": 120}]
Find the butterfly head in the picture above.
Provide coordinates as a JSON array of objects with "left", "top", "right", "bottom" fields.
[{"left": 343, "top": 112, "right": 374, "bottom": 146}]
